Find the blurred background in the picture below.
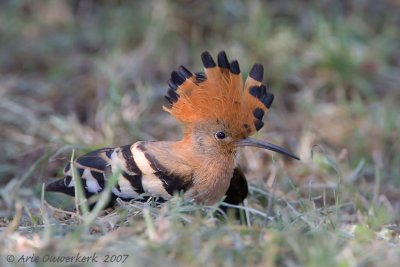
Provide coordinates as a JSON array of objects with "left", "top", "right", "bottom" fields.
[{"left": 0, "top": 0, "right": 399, "bottom": 223}]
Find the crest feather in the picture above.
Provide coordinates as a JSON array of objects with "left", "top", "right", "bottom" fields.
[{"left": 163, "top": 51, "right": 274, "bottom": 138}]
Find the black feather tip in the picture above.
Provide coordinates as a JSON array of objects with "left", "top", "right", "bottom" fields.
[
  {"left": 253, "top": 107, "right": 265, "bottom": 120},
  {"left": 217, "top": 51, "right": 230, "bottom": 69},
  {"left": 201, "top": 51, "right": 216, "bottom": 68},
  {"left": 262, "top": 93, "right": 274, "bottom": 109},
  {"left": 254, "top": 119, "right": 264, "bottom": 131},
  {"left": 171, "top": 71, "right": 186, "bottom": 86},
  {"left": 195, "top": 72, "right": 206, "bottom": 83},
  {"left": 260, "top": 84, "right": 267, "bottom": 95},
  {"left": 164, "top": 96, "right": 173, "bottom": 107},
  {"left": 167, "top": 88, "right": 179, "bottom": 103},
  {"left": 168, "top": 79, "right": 178, "bottom": 90},
  {"left": 249, "top": 63, "right": 264, "bottom": 82},
  {"left": 178, "top": 65, "right": 192, "bottom": 79},
  {"left": 249, "top": 86, "right": 261, "bottom": 99},
  {"left": 229, "top": 60, "right": 240, "bottom": 74}
]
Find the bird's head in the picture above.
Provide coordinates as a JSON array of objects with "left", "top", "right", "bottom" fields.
[{"left": 164, "top": 51, "right": 299, "bottom": 160}]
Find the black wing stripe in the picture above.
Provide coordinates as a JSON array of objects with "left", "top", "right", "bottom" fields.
[
  {"left": 143, "top": 150, "right": 167, "bottom": 173},
  {"left": 77, "top": 167, "right": 84, "bottom": 176},
  {"left": 139, "top": 144, "right": 193, "bottom": 195},
  {"left": 76, "top": 155, "right": 108, "bottom": 171},
  {"left": 91, "top": 171, "right": 105, "bottom": 190},
  {"left": 105, "top": 149, "right": 113, "bottom": 159},
  {"left": 155, "top": 172, "right": 193, "bottom": 196},
  {"left": 122, "top": 171, "right": 145, "bottom": 194},
  {"left": 120, "top": 145, "right": 142, "bottom": 174},
  {"left": 85, "top": 147, "right": 113, "bottom": 156}
]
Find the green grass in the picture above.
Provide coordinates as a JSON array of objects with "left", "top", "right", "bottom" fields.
[{"left": 1, "top": 1, "right": 399, "bottom": 266}]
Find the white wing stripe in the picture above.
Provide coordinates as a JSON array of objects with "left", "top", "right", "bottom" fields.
[
  {"left": 141, "top": 173, "right": 171, "bottom": 199},
  {"left": 82, "top": 169, "right": 102, "bottom": 193},
  {"left": 132, "top": 143, "right": 155, "bottom": 174}
]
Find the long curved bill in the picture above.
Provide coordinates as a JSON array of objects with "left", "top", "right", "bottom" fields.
[{"left": 236, "top": 137, "right": 300, "bottom": 160}]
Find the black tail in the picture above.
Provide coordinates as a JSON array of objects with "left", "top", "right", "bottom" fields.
[{"left": 45, "top": 178, "right": 76, "bottom": 196}]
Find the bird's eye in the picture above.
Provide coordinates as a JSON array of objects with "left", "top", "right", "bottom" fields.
[{"left": 215, "top": 131, "right": 226, "bottom": 140}]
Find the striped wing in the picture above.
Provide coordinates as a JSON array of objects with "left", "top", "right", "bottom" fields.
[{"left": 46, "top": 142, "right": 192, "bottom": 202}]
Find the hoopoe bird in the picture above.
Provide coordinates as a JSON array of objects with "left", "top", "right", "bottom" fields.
[{"left": 46, "top": 51, "right": 299, "bottom": 209}]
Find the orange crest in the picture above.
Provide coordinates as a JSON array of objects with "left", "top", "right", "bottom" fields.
[{"left": 163, "top": 51, "right": 274, "bottom": 138}]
